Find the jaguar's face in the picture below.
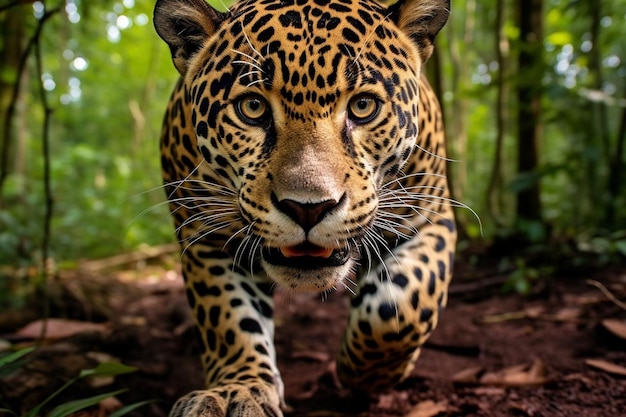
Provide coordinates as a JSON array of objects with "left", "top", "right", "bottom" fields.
[{"left": 156, "top": 0, "right": 448, "bottom": 291}]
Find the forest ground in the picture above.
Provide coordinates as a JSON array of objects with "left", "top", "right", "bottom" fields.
[{"left": 1, "top": 248, "right": 625, "bottom": 417}]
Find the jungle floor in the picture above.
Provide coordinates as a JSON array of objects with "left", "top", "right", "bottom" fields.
[{"left": 1, "top": 246, "right": 625, "bottom": 417}]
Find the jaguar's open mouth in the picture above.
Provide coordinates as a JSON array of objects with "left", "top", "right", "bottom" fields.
[{"left": 263, "top": 242, "right": 350, "bottom": 269}]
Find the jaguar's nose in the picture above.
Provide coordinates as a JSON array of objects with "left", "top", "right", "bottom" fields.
[{"left": 274, "top": 195, "right": 340, "bottom": 232}]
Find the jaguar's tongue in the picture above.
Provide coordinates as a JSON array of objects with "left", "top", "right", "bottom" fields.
[{"left": 280, "top": 243, "right": 333, "bottom": 258}]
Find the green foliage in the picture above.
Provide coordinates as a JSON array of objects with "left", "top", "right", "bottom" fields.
[
  {"left": 0, "top": 0, "right": 625, "bottom": 272},
  {"left": 44, "top": 390, "right": 128, "bottom": 417},
  {"left": 500, "top": 258, "right": 553, "bottom": 295},
  {"left": 1, "top": 0, "right": 176, "bottom": 266},
  {"left": 577, "top": 230, "right": 626, "bottom": 264},
  {"left": 0, "top": 347, "right": 148, "bottom": 417},
  {"left": 0, "top": 347, "right": 36, "bottom": 379},
  {"left": 206, "top": 0, "right": 237, "bottom": 12},
  {"left": 439, "top": 0, "right": 626, "bottom": 242}
]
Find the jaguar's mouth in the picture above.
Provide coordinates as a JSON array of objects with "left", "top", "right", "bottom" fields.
[{"left": 263, "top": 242, "right": 350, "bottom": 269}]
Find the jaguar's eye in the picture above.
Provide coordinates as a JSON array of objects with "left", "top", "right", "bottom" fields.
[
  {"left": 348, "top": 94, "right": 380, "bottom": 123},
  {"left": 236, "top": 95, "right": 269, "bottom": 124}
]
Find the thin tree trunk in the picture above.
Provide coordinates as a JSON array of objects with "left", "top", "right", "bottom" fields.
[
  {"left": 486, "top": 0, "right": 509, "bottom": 225},
  {"left": 588, "top": 1, "right": 610, "bottom": 164},
  {"left": 0, "top": 7, "right": 26, "bottom": 203},
  {"left": 515, "top": 0, "right": 543, "bottom": 223},
  {"left": 585, "top": 1, "right": 617, "bottom": 225},
  {"left": 426, "top": 47, "right": 445, "bottom": 119},
  {"left": 446, "top": 0, "right": 476, "bottom": 236},
  {"left": 606, "top": 83, "right": 626, "bottom": 224}
]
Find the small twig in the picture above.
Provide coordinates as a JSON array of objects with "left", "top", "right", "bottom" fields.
[
  {"left": 587, "top": 279, "right": 626, "bottom": 311},
  {"left": 479, "top": 310, "right": 529, "bottom": 324}
]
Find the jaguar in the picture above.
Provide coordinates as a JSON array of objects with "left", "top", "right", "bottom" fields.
[{"left": 153, "top": 0, "right": 455, "bottom": 415}]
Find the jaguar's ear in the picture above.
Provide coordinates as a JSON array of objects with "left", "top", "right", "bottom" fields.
[
  {"left": 388, "top": 0, "right": 450, "bottom": 63},
  {"left": 154, "top": 0, "right": 227, "bottom": 75}
]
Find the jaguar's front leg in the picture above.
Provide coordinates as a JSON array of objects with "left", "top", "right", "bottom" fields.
[
  {"left": 172, "top": 245, "right": 284, "bottom": 417},
  {"left": 337, "top": 212, "right": 457, "bottom": 390}
]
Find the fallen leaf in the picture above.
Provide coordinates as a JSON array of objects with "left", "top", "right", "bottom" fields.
[
  {"left": 473, "top": 387, "right": 506, "bottom": 396},
  {"left": 452, "top": 366, "right": 484, "bottom": 383},
  {"left": 523, "top": 305, "right": 545, "bottom": 319},
  {"left": 480, "top": 359, "right": 547, "bottom": 387},
  {"left": 405, "top": 400, "right": 448, "bottom": 417},
  {"left": 552, "top": 306, "right": 582, "bottom": 322},
  {"left": 377, "top": 391, "right": 409, "bottom": 409},
  {"left": 16, "top": 319, "right": 109, "bottom": 341},
  {"left": 602, "top": 319, "right": 626, "bottom": 340},
  {"left": 585, "top": 359, "right": 626, "bottom": 376},
  {"left": 480, "top": 311, "right": 527, "bottom": 324}
]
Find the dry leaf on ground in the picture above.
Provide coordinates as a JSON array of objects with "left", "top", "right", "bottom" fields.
[
  {"left": 479, "top": 359, "right": 547, "bottom": 387},
  {"left": 452, "top": 366, "right": 484, "bottom": 384},
  {"left": 602, "top": 319, "right": 626, "bottom": 340},
  {"left": 551, "top": 306, "right": 582, "bottom": 322},
  {"left": 405, "top": 400, "right": 448, "bottom": 417},
  {"left": 16, "top": 319, "right": 109, "bottom": 341},
  {"left": 585, "top": 359, "right": 626, "bottom": 376}
]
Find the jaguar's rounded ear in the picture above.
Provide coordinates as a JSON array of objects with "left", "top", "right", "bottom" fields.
[
  {"left": 154, "top": 0, "right": 227, "bottom": 75},
  {"left": 387, "top": 0, "right": 450, "bottom": 63}
]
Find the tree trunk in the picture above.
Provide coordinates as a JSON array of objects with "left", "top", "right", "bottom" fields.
[
  {"left": 445, "top": 0, "right": 476, "bottom": 237},
  {"left": 426, "top": 47, "right": 444, "bottom": 120},
  {"left": 515, "top": 0, "right": 544, "bottom": 223},
  {"left": 486, "top": 0, "right": 510, "bottom": 225},
  {"left": 0, "top": 6, "right": 26, "bottom": 202},
  {"left": 605, "top": 82, "right": 626, "bottom": 224},
  {"left": 587, "top": 1, "right": 610, "bottom": 164}
]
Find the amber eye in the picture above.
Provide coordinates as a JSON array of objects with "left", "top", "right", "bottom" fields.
[
  {"left": 236, "top": 95, "right": 269, "bottom": 124},
  {"left": 348, "top": 94, "right": 380, "bottom": 123}
]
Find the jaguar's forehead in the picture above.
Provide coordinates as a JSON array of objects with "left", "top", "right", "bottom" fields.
[
  {"left": 192, "top": 0, "right": 417, "bottom": 112},
  {"left": 230, "top": 0, "right": 389, "bottom": 45}
]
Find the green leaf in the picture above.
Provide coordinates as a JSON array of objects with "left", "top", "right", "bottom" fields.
[
  {"left": 0, "top": 347, "right": 35, "bottom": 378},
  {"left": 79, "top": 362, "right": 137, "bottom": 378},
  {"left": 25, "top": 403, "right": 42, "bottom": 416},
  {"left": 47, "top": 389, "right": 127, "bottom": 417},
  {"left": 0, "top": 360, "right": 28, "bottom": 379},
  {"left": 503, "top": 22, "right": 520, "bottom": 40},
  {"left": 614, "top": 240, "right": 626, "bottom": 257},
  {"left": 546, "top": 31, "right": 573, "bottom": 46},
  {"left": 545, "top": 8, "right": 562, "bottom": 26},
  {"left": 0, "top": 346, "right": 35, "bottom": 368},
  {"left": 0, "top": 66, "right": 18, "bottom": 84},
  {"left": 109, "top": 400, "right": 155, "bottom": 417},
  {"left": 24, "top": 378, "right": 80, "bottom": 417}
]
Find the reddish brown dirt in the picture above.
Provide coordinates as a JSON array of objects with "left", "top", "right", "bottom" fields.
[{"left": 1, "top": 259, "right": 625, "bottom": 417}]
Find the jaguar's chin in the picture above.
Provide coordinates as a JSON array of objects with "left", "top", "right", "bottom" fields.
[{"left": 261, "top": 243, "right": 354, "bottom": 292}]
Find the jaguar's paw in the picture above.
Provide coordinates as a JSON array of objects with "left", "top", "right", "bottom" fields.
[{"left": 169, "top": 384, "right": 282, "bottom": 417}]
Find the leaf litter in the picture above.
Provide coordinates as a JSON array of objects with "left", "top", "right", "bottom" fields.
[{"left": 0, "top": 264, "right": 625, "bottom": 416}]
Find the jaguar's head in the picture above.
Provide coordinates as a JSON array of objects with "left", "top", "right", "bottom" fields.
[{"left": 154, "top": 0, "right": 449, "bottom": 291}]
